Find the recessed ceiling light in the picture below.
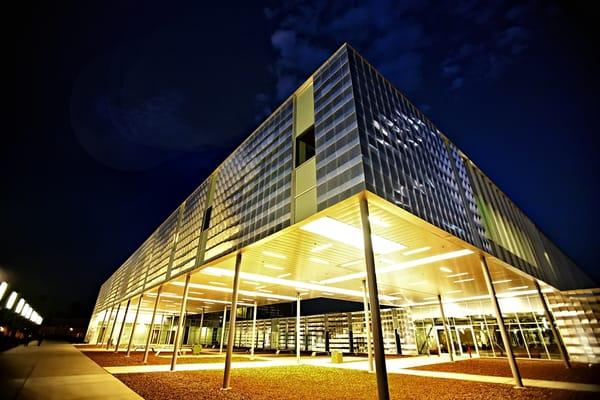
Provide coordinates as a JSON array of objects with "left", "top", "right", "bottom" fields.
[
  {"left": 454, "top": 278, "right": 474, "bottom": 283},
  {"left": 277, "top": 273, "right": 292, "bottom": 278},
  {"left": 311, "top": 243, "right": 333, "bottom": 253},
  {"left": 509, "top": 285, "right": 528, "bottom": 291},
  {"left": 301, "top": 217, "right": 405, "bottom": 254},
  {"left": 243, "top": 281, "right": 261, "bottom": 286},
  {"left": 320, "top": 249, "right": 473, "bottom": 285},
  {"left": 403, "top": 246, "right": 431, "bottom": 256},
  {"left": 264, "top": 264, "right": 285, "bottom": 271},
  {"left": 262, "top": 251, "right": 287, "bottom": 259},
  {"left": 492, "top": 279, "right": 512, "bottom": 284},
  {"left": 369, "top": 216, "right": 389, "bottom": 228},
  {"left": 209, "top": 281, "right": 227, "bottom": 286},
  {"left": 339, "top": 259, "right": 363, "bottom": 267},
  {"left": 447, "top": 272, "right": 468, "bottom": 278},
  {"left": 439, "top": 266, "right": 453, "bottom": 273}
]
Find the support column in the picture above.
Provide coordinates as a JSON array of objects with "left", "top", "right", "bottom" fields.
[
  {"left": 534, "top": 280, "right": 571, "bottom": 368},
  {"left": 223, "top": 252, "right": 242, "bottom": 390},
  {"left": 359, "top": 196, "right": 390, "bottom": 400},
  {"left": 437, "top": 295, "right": 455, "bottom": 362},
  {"left": 97, "top": 306, "right": 113, "bottom": 345},
  {"left": 114, "top": 299, "right": 131, "bottom": 352},
  {"left": 362, "top": 279, "right": 374, "bottom": 372},
  {"left": 481, "top": 255, "right": 523, "bottom": 388},
  {"left": 219, "top": 306, "right": 227, "bottom": 354},
  {"left": 199, "top": 308, "right": 205, "bottom": 345},
  {"left": 106, "top": 303, "right": 121, "bottom": 350},
  {"left": 514, "top": 313, "right": 531, "bottom": 359},
  {"left": 296, "top": 293, "right": 301, "bottom": 364},
  {"left": 250, "top": 302, "right": 257, "bottom": 357},
  {"left": 143, "top": 285, "right": 162, "bottom": 364},
  {"left": 171, "top": 274, "right": 191, "bottom": 371},
  {"left": 126, "top": 295, "right": 143, "bottom": 356}
]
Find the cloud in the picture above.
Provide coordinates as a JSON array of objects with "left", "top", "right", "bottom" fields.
[{"left": 262, "top": 0, "right": 544, "bottom": 105}]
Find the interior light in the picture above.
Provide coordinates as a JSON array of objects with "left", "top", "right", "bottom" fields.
[
  {"left": 277, "top": 273, "right": 292, "bottom": 278},
  {"left": 311, "top": 243, "right": 333, "bottom": 253},
  {"left": 403, "top": 246, "right": 431, "bottom": 256},
  {"left": 454, "top": 278, "right": 474, "bottom": 283},
  {"left": 509, "top": 285, "right": 528, "bottom": 291},
  {"left": 492, "top": 279, "right": 512, "bottom": 285},
  {"left": 15, "top": 298, "right": 25, "bottom": 314},
  {"left": 5, "top": 291, "right": 17, "bottom": 310},
  {"left": 0, "top": 282, "right": 7, "bottom": 302},
  {"left": 339, "top": 259, "right": 363, "bottom": 267},
  {"left": 257, "top": 289, "right": 273, "bottom": 293},
  {"left": 301, "top": 217, "right": 406, "bottom": 254},
  {"left": 208, "top": 281, "right": 227, "bottom": 286},
  {"left": 21, "top": 304, "right": 30, "bottom": 317},
  {"left": 170, "top": 281, "right": 297, "bottom": 302},
  {"left": 439, "top": 266, "right": 453, "bottom": 273},
  {"left": 263, "top": 264, "right": 285, "bottom": 271},
  {"left": 321, "top": 292, "right": 335, "bottom": 296},
  {"left": 199, "top": 267, "right": 400, "bottom": 302},
  {"left": 25, "top": 308, "right": 33, "bottom": 319},
  {"left": 309, "top": 257, "right": 329, "bottom": 265},
  {"left": 145, "top": 292, "right": 254, "bottom": 307},
  {"left": 243, "top": 281, "right": 260, "bottom": 286},
  {"left": 262, "top": 251, "right": 287, "bottom": 259},
  {"left": 447, "top": 272, "right": 468, "bottom": 278},
  {"left": 320, "top": 249, "right": 473, "bottom": 284},
  {"left": 368, "top": 215, "right": 389, "bottom": 227}
]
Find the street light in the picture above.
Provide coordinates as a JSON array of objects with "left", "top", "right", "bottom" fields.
[
  {"left": 0, "top": 282, "right": 7, "bottom": 302},
  {"left": 5, "top": 292, "right": 17, "bottom": 310},
  {"left": 15, "top": 298, "right": 25, "bottom": 314}
]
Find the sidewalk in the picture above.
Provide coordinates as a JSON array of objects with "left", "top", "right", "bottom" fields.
[{"left": 0, "top": 341, "right": 142, "bottom": 400}]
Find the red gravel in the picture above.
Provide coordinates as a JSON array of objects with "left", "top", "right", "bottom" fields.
[
  {"left": 116, "top": 366, "right": 595, "bottom": 400},
  {"left": 412, "top": 358, "right": 600, "bottom": 384},
  {"left": 83, "top": 351, "right": 257, "bottom": 367}
]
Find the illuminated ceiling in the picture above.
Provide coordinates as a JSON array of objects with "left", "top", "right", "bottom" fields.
[{"left": 140, "top": 192, "right": 546, "bottom": 315}]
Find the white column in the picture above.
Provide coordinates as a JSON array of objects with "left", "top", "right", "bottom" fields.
[
  {"left": 219, "top": 306, "right": 227, "bottom": 354},
  {"left": 250, "top": 302, "right": 257, "bottom": 357},
  {"left": 481, "top": 255, "right": 523, "bottom": 387},
  {"left": 223, "top": 252, "right": 242, "bottom": 390},
  {"left": 143, "top": 285, "right": 162, "bottom": 364},
  {"left": 296, "top": 293, "right": 301, "bottom": 364},
  {"left": 126, "top": 295, "right": 143, "bottom": 356},
  {"left": 170, "top": 274, "right": 191, "bottom": 371},
  {"left": 362, "top": 279, "right": 374, "bottom": 372}
]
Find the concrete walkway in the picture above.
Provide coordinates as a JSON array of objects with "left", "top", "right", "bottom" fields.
[
  {"left": 390, "top": 367, "right": 600, "bottom": 393},
  {"left": 0, "top": 341, "right": 143, "bottom": 400}
]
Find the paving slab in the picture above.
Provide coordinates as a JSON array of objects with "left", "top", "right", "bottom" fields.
[{"left": 0, "top": 341, "right": 142, "bottom": 400}]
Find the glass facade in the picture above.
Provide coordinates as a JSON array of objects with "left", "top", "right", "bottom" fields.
[{"left": 89, "top": 44, "right": 593, "bottom": 340}]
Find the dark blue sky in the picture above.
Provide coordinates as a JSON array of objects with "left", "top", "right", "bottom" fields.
[{"left": 6, "top": 1, "right": 599, "bottom": 318}]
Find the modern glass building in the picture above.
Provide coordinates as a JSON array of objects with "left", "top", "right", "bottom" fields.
[{"left": 85, "top": 44, "right": 598, "bottom": 396}]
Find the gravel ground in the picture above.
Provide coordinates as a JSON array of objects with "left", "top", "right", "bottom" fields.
[
  {"left": 115, "top": 366, "right": 596, "bottom": 400},
  {"left": 83, "top": 351, "right": 258, "bottom": 367},
  {"left": 411, "top": 359, "right": 599, "bottom": 384}
]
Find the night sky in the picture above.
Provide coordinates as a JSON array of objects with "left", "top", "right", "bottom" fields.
[{"left": 6, "top": 1, "right": 599, "bottom": 320}]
